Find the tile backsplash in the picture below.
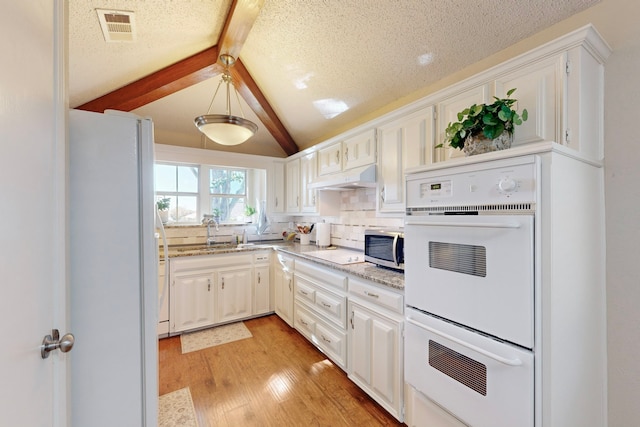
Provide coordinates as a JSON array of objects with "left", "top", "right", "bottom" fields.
[{"left": 160, "top": 187, "right": 403, "bottom": 250}]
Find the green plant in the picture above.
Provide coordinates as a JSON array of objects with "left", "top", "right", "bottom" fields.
[
  {"left": 244, "top": 205, "right": 256, "bottom": 217},
  {"left": 156, "top": 197, "right": 170, "bottom": 211},
  {"left": 212, "top": 208, "right": 221, "bottom": 218},
  {"left": 439, "top": 88, "right": 528, "bottom": 150}
]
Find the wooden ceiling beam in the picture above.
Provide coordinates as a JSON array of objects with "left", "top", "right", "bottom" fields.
[
  {"left": 231, "top": 59, "right": 298, "bottom": 156},
  {"left": 75, "top": 46, "right": 223, "bottom": 112},
  {"left": 75, "top": 0, "right": 299, "bottom": 155}
]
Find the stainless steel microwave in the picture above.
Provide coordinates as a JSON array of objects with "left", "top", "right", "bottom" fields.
[{"left": 364, "top": 229, "right": 404, "bottom": 271}]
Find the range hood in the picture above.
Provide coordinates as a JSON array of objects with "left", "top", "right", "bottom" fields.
[{"left": 308, "top": 164, "right": 376, "bottom": 190}]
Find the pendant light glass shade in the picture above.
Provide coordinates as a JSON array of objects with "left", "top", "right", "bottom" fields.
[
  {"left": 194, "top": 54, "right": 258, "bottom": 146},
  {"left": 194, "top": 115, "right": 258, "bottom": 146}
]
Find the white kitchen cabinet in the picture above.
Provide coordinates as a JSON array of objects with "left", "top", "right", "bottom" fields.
[
  {"left": 436, "top": 84, "right": 490, "bottom": 163},
  {"left": 253, "top": 252, "right": 271, "bottom": 315},
  {"left": 285, "top": 159, "right": 300, "bottom": 213},
  {"left": 274, "top": 253, "right": 295, "bottom": 326},
  {"left": 343, "top": 129, "right": 376, "bottom": 170},
  {"left": 171, "top": 270, "right": 216, "bottom": 333},
  {"left": 494, "top": 54, "right": 564, "bottom": 149},
  {"left": 348, "top": 277, "right": 404, "bottom": 421},
  {"left": 216, "top": 266, "right": 252, "bottom": 323},
  {"left": 293, "top": 259, "right": 348, "bottom": 370},
  {"left": 285, "top": 153, "right": 317, "bottom": 214},
  {"left": 317, "top": 129, "right": 376, "bottom": 176},
  {"left": 318, "top": 143, "right": 343, "bottom": 176},
  {"left": 269, "top": 161, "right": 285, "bottom": 214},
  {"left": 300, "top": 152, "right": 317, "bottom": 213},
  {"left": 378, "top": 106, "right": 434, "bottom": 213}
]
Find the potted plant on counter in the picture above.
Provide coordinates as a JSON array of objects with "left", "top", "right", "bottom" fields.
[
  {"left": 438, "top": 88, "right": 528, "bottom": 156},
  {"left": 156, "top": 197, "right": 170, "bottom": 224}
]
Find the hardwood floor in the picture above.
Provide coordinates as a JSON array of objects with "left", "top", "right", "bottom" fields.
[{"left": 159, "top": 314, "right": 405, "bottom": 427}]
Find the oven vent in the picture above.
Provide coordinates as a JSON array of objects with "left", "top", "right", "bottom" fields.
[
  {"left": 429, "top": 340, "right": 487, "bottom": 396},
  {"left": 407, "top": 202, "right": 535, "bottom": 215},
  {"left": 96, "top": 9, "right": 136, "bottom": 42}
]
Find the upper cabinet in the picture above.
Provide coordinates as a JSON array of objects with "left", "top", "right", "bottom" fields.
[
  {"left": 430, "top": 25, "right": 609, "bottom": 163},
  {"left": 286, "top": 152, "right": 318, "bottom": 214},
  {"left": 318, "top": 129, "right": 376, "bottom": 176},
  {"left": 378, "top": 106, "right": 434, "bottom": 213},
  {"left": 269, "top": 161, "right": 285, "bottom": 214}
]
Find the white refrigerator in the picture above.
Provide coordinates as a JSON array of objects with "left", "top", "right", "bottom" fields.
[{"left": 69, "top": 109, "right": 158, "bottom": 426}]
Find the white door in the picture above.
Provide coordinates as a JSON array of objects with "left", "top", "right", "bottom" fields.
[{"left": 0, "top": 2, "right": 68, "bottom": 426}]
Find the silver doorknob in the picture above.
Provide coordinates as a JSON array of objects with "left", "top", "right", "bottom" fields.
[{"left": 41, "top": 329, "right": 75, "bottom": 359}]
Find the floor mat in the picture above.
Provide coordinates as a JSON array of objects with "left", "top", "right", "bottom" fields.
[
  {"left": 180, "top": 321, "right": 253, "bottom": 354},
  {"left": 158, "top": 387, "right": 198, "bottom": 427}
]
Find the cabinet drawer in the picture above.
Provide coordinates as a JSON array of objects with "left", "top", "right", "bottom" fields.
[
  {"left": 294, "top": 304, "right": 316, "bottom": 337},
  {"left": 315, "top": 321, "right": 347, "bottom": 369},
  {"left": 254, "top": 252, "right": 271, "bottom": 264},
  {"left": 295, "top": 279, "right": 316, "bottom": 304},
  {"left": 349, "top": 277, "right": 404, "bottom": 314},
  {"left": 315, "top": 289, "right": 346, "bottom": 328},
  {"left": 295, "top": 260, "right": 347, "bottom": 291}
]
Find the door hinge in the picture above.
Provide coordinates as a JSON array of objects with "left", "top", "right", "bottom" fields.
[{"left": 566, "top": 60, "right": 572, "bottom": 74}]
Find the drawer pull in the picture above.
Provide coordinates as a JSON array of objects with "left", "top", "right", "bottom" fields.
[
  {"left": 321, "top": 335, "right": 331, "bottom": 344},
  {"left": 258, "top": 272, "right": 261, "bottom": 284},
  {"left": 321, "top": 302, "right": 332, "bottom": 308},
  {"left": 300, "top": 319, "right": 308, "bottom": 326},
  {"left": 364, "top": 291, "right": 379, "bottom": 298},
  {"left": 300, "top": 290, "right": 308, "bottom": 295}
]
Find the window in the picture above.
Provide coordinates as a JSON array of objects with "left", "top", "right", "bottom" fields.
[
  {"left": 155, "top": 164, "right": 199, "bottom": 223},
  {"left": 209, "top": 168, "right": 247, "bottom": 223},
  {"left": 154, "top": 161, "right": 265, "bottom": 225}
]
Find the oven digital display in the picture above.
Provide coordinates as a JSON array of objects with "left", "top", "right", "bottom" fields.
[{"left": 419, "top": 180, "right": 452, "bottom": 198}]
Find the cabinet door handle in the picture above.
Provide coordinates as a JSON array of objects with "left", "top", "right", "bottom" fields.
[
  {"left": 380, "top": 187, "right": 386, "bottom": 202},
  {"left": 344, "top": 147, "right": 349, "bottom": 161},
  {"left": 350, "top": 310, "right": 354, "bottom": 329},
  {"left": 335, "top": 150, "right": 340, "bottom": 163},
  {"left": 258, "top": 272, "right": 261, "bottom": 284},
  {"left": 275, "top": 197, "right": 278, "bottom": 207},
  {"left": 222, "top": 277, "right": 225, "bottom": 290},
  {"left": 208, "top": 278, "right": 211, "bottom": 292},
  {"left": 288, "top": 279, "right": 292, "bottom": 291}
]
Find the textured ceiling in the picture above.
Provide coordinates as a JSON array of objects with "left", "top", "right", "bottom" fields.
[{"left": 68, "top": 0, "right": 600, "bottom": 157}]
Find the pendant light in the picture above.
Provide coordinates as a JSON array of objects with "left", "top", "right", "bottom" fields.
[{"left": 194, "top": 54, "right": 258, "bottom": 146}]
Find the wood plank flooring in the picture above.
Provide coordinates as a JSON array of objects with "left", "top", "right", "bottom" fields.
[{"left": 159, "top": 314, "right": 406, "bottom": 427}]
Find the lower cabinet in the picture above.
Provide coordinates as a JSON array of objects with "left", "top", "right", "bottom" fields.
[
  {"left": 169, "top": 252, "right": 271, "bottom": 334},
  {"left": 216, "top": 266, "right": 252, "bottom": 323},
  {"left": 348, "top": 277, "right": 405, "bottom": 422},
  {"left": 293, "top": 260, "right": 348, "bottom": 370},
  {"left": 172, "top": 270, "right": 216, "bottom": 333},
  {"left": 274, "top": 253, "right": 295, "bottom": 326}
]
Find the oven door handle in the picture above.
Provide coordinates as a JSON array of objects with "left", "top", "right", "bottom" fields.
[
  {"left": 407, "top": 318, "right": 523, "bottom": 366},
  {"left": 405, "top": 219, "right": 521, "bottom": 229}
]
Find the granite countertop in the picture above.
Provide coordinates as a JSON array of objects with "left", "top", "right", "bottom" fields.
[{"left": 162, "top": 241, "right": 404, "bottom": 291}]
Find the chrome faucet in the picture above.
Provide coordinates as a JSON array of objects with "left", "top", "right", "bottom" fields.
[{"left": 202, "top": 214, "right": 219, "bottom": 246}]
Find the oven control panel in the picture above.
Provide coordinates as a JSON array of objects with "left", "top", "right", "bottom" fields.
[{"left": 406, "top": 156, "right": 538, "bottom": 208}]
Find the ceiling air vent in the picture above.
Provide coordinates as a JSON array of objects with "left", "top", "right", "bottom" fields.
[{"left": 96, "top": 9, "right": 136, "bottom": 42}]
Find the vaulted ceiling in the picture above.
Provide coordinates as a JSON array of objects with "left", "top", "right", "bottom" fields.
[{"left": 69, "top": 0, "right": 600, "bottom": 158}]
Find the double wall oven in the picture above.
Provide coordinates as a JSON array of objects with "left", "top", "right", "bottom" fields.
[{"left": 404, "top": 156, "right": 539, "bottom": 427}]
